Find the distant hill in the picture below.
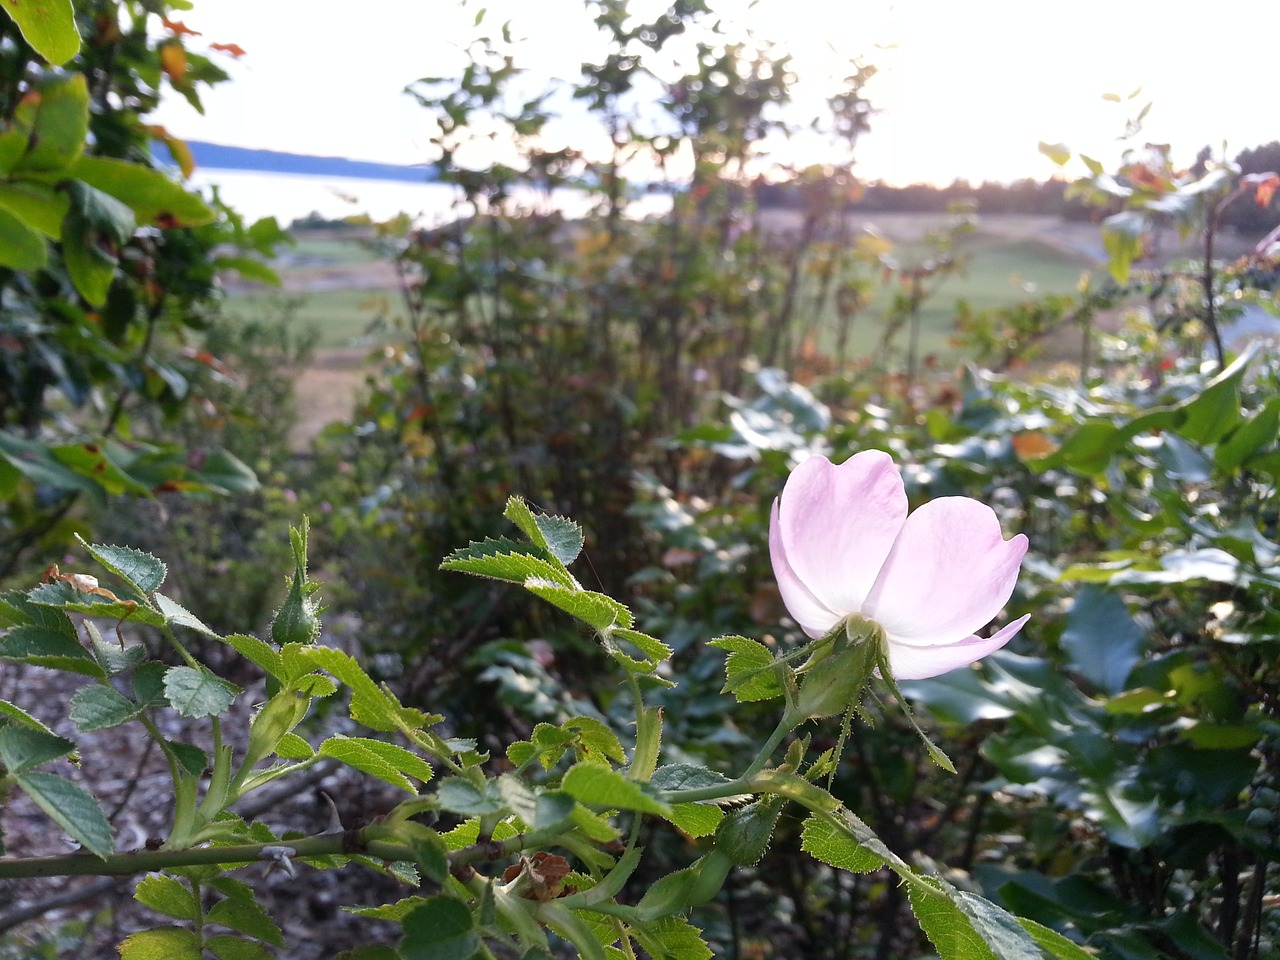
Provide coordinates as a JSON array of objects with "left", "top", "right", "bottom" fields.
[{"left": 170, "top": 141, "right": 438, "bottom": 184}]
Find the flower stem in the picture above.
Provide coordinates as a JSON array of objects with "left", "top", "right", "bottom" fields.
[{"left": 741, "top": 714, "right": 796, "bottom": 780}]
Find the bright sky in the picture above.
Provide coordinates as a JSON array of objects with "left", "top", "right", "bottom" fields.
[{"left": 153, "top": 0, "right": 1276, "bottom": 187}]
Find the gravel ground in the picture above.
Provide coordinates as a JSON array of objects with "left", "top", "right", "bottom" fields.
[{"left": 0, "top": 627, "right": 416, "bottom": 959}]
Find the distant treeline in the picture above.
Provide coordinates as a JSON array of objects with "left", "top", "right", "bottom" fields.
[
  {"left": 757, "top": 141, "right": 1280, "bottom": 236},
  {"left": 755, "top": 177, "right": 1077, "bottom": 217}
]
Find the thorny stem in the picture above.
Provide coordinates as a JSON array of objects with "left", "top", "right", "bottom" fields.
[{"left": 0, "top": 817, "right": 591, "bottom": 881}]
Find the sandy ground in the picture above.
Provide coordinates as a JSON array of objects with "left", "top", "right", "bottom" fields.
[{"left": 290, "top": 348, "right": 370, "bottom": 448}]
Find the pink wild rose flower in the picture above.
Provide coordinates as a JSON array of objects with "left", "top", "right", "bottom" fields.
[{"left": 770, "top": 450, "right": 1029, "bottom": 681}]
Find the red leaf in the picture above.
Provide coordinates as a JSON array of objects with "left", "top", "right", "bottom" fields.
[
  {"left": 210, "top": 42, "right": 247, "bottom": 58},
  {"left": 161, "top": 18, "right": 201, "bottom": 37},
  {"left": 1244, "top": 172, "right": 1279, "bottom": 209}
]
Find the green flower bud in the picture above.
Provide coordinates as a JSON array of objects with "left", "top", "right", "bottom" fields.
[
  {"left": 634, "top": 849, "right": 735, "bottom": 921},
  {"left": 242, "top": 688, "right": 310, "bottom": 773},
  {"left": 271, "top": 519, "right": 322, "bottom": 646},
  {"left": 791, "top": 620, "right": 878, "bottom": 722}
]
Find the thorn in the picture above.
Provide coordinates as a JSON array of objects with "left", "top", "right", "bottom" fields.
[
  {"left": 258, "top": 845, "right": 298, "bottom": 878},
  {"left": 319, "top": 791, "right": 343, "bottom": 836}
]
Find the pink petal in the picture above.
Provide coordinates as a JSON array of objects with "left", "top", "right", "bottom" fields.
[
  {"left": 770, "top": 499, "right": 842, "bottom": 637},
  {"left": 774, "top": 452, "right": 907, "bottom": 622},
  {"left": 863, "top": 497, "right": 1028, "bottom": 646},
  {"left": 886, "top": 616, "right": 1029, "bottom": 680}
]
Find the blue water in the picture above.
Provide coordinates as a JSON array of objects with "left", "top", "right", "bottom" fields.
[{"left": 187, "top": 168, "right": 673, "bottom": 227}]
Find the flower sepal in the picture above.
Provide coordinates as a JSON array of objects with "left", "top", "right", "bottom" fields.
[
  {"left": 872, "top": 647, "right": 957, "bottom": 774},
  {"left": 785, "top": 618, "right": 880, "bottom": 725}
]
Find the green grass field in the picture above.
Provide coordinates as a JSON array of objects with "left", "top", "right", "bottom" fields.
[
  {"left": 224, "top": 287, "right": 403, "bottom": 349},
  {"left": 222, "top": 217, "right": 1096, "bottom": 356},
  {"left": 846, "top": 231, "right": 1092, "bottom": 365}
]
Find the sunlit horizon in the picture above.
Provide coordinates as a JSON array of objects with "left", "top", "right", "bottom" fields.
[{"left": 154, "top": 0, "right": 1276, "bottom": 196}]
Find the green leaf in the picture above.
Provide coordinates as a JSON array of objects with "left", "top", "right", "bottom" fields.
[
  {"left": 503, "top": 496, "right": 584, "bottom": 566},
  {"left": 213, "top": 255, "right": 280, "bottom": 285},
  {"left": 1178, "top": 721, "right": 1260, "bottom": 750},
  {"left": 118, "top": 928, "right": 202, "bottom": 959},
  {"left": 0, "top": 724, "right": 74, "bottom": 773},
  {"left": 1176, "top": 345, "right": 1252, "bottom": 444},
  {"left": 154, "top": 593, "right": 219, "bottom": 637},
  {"left": 319, "top": 735, "right": 433, "bottom": 793},
  {"left": 27, "top": 580, "right": 165, "bottom": 629},
  {"left": 167, "top": 741, "right": 208, "bottom": 777},
  {"left": 908, "top": 879, "right": 1043, "bottom": 960},
  {"left": 1216, "top": 395, "right": 1280, "bottom": 472},
  {"left": 440, "top": 537, "right": 575, "bottom": 587},
  {"left": 524, "top": 582, "right": 632, "bottom": 631},
  {"left": 899, "top": 668, "right": 1015, "bottom": 726},
  {"left": 1061, "top": 586, "right": 1144, "bottom": 695},
  {"left": 77, "top": 542, "right": 166, "bottom": 593},
  {"left": 668, "top": 802, "right": 723, "bottom": 838},
  {"left": 51, "top": 443, "right": 150, "bottom": 497},
  {"left": 13, "top": 72, "right": 87, "bottom": 172},
  {"left": 0, "top": 697, "right": 56, "bottom": 734},
  {"left": 1101, "top": 210, "right": 1145, "bottom": 285},
  {"left": 0, "top": 203, "right": 46, "bottom": 269},
  {"left": 0, "top": 430, "right": 104, "bottom": 501},
  {"left": 206, "top": 881, "right": 285, "bottom": 946},
  {"left": 631, "top": 914, "right": 713, "bottom": 960},
  {"left": 0, "top": 181, "right": 70, "bottom": 236},
  {"left": 1109, "top": 548, "right": 1242, "bottom": 586},
  {"left": 0, "top": 622, "right": 105, "bottom": 678},
  {"left": 800, "top": 814, "right": 885, "bottom": 873},
  {"left": 16, "top": 770, "right": 112, "bottom": 858},
  {"left": 1037, "top": 141, "right": 1071, "bottom": 166},
  {"left": 0, "top": 0, "right": 79, "bottom": 65},
  {"left": 604, "top": 627, "right": 672, "bottom": 673},
  {"left": 193, "top": 449, "right": 260, "bottom": 495},
  {"left": 205, "top": 936, "right": 274, "bottom": 960},
  {"left": 650, "top": 764, "right": 746, "bottom": 802},
  {"left": 436, "top": 778, "right": 503, "bottom": 816},
  {"left": 629, "top": 705, "right": 662, "bottom": 782},
  {"left": 69, "top": 683, "right": 142, "bottom": 731},
  {"left": 62, "top": 179, "right": 135, "bottom": 306},
  {"left": 163, "top": 665, "right": 240, "bottom": 718},
  {"left": 561, "top": 762, "right": 671, "bottom": 816},
  {"left": 563, "top": 717, "right": 627, "bottom": 765},
  {"left": 709, "top": 635, "right": 784, "bottom": 701},
  {"left": 1017, "top": 918, "right": 1097, "bottom": 960},
  {"left": 86, "top": 623, "right": 147, "bottom": 675},
  {"left": 347, "top": 896, "right": 433, "bottom": 922},
  {"left": 909, "top": 882, "right": 999, "bottom": 960},
  {"left": 222, "top": 633, "right": 283, "bottom": 678},
  {"left": 69, "top": 154, "right": 215, "bottom": 227},
  {"left": 400, "top": 896, "right": 480, "bottom": 960},
  {"left": 2, "top": 435, "right": 121, "bottom": 503},
  {"left": 301, "top": 646, "right": 437, "bottom": 733},
  {"left": 134, "top": 874, "right": 199, "bottom": 922},
  {"left": 275, "top": 732, "right": 313, "bottom": 759},
  {"left": 512, "top": 718, "right": 626, "bottom": 770}
]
